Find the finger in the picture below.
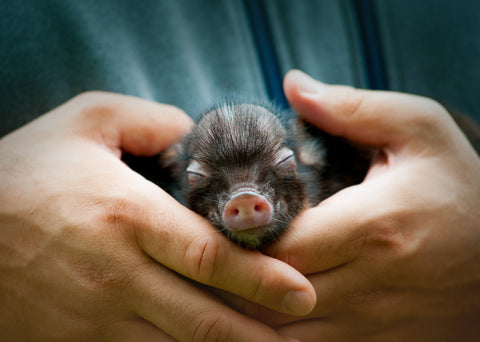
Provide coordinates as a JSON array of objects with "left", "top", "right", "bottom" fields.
[
  {"left": 211, "top": 288, "right": 292, "bottom": 327},
  {"left": 277, "top": 319, "right": 345, "bottom": 342},
  {"left": 129, "top": 259, "right": 299, "bottom": 342},
  {"left": 221, "top": 260, "right": 373, "bottom": 328},
  {"left": 130, "top": 183, "right": 316, "bottom": 316},
  {"left": 283, "top": 69, "right": 454, "bottom": 149},
  {"left": 107, "top": 319, "right": 176, "bottom": 342},
  {"left": 64, "top": 91, "right": 194, "bottom": 156},
  {"left": 267, "top": 177, "right": 395, "bottom": 275}
]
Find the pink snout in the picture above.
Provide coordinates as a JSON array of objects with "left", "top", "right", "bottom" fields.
[{"left": 223, "top": 191, "right": 272, "bottom": 231}]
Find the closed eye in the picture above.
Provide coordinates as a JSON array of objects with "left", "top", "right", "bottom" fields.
[
  {"left": 277, "top": 154, "right": 297, "bottom": 172},
  {"left": 187, "top": 171, "right": 206, "bottom": 187},
  {"left": 277, "top": 153, "right": 294, "bottom": 165},
  {"left": 186, "top": 160, "right": 208, "bottom": 187},
  {"left": 275, "top": 147, "right": 297, "bottom": 173}
]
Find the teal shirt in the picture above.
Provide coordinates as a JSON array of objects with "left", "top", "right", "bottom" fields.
[{"left": 1, "top": 0, "right": 479, "bottom": 137}]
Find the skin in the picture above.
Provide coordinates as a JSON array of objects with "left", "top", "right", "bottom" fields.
[
  {"left": 222, "top": 70, "right": 480, "bottom": 341},
  {"left": 0, "top": 92, "right": 316, "bottom": 342},
  {"left": 3, "top": 73, "right": 479, "bottom": 342}
]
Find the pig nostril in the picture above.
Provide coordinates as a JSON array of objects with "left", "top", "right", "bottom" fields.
[{"left": 223, "top": 192, "right": 273, "bottom": 231}]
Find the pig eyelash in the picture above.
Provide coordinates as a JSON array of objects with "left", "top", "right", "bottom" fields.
[
  {"left": 275, "top": 148, "right": 297, "bottom": 173},
  {"left": 277, "top": 154, "right": 295, "bottom": 165},
  {"left": 275, "top": 147, "right": 295, "bottom": 164},
  {"left": 186, "top": 160, "right": 209, "bottom": 187}
]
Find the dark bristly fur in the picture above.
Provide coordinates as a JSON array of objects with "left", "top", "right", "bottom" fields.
[
  {"left": 161, "top": 102, "right": 372, "bottom": 249},
  {"left": 122, "top": 101, "right": 480, "bottom": 250}
]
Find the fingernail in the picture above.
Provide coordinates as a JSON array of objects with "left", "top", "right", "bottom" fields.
[
  {"left": 289, "top": 70, "right": 325, "bottom": 96},
  {"left": 283, "top": 290, "right": 315, "bottom": 315}
]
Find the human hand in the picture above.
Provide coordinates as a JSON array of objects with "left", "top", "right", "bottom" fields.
[
  {"left": 0, "top": 92, "right": 315, "bottom": 341},
  {"left": 224, "top": 70, "right": 480, "bottom": 341}
]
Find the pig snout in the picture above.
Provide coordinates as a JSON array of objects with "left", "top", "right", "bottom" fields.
[{"left": 223, "top": 191, "right": 272, "bottom": 231}]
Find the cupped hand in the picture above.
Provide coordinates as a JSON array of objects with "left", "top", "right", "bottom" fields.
[
  {"left": 0, "top": 92, "right": 314, "bottom": 341},
  {"left": 226, "top": 71, "right": 480, "bottom": 341}
]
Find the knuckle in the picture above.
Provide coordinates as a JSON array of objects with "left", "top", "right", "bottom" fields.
[
  {"left": 70, "top": 91, "right": 125, "bottom": 127},
  {"left": 60, "top": 228, "right": 130, "bottom": 296},
  {"left": 364, "top": 204, "right": 415, "bottom": 261},
  {"left": 98, "top": 188, "right": 145, "bottom": 231},
  {"left": 192, "top": 312, "right": 232, "bottom": 342},
  {"left": 70, "top": 255, "right": 124, "bottom": 293},
  {"left": 335, "top": 85, "right": 366, "bottom": 121},
  {"left": 78, "top": 103, "right": 116, "bottom": 124},
  {"left": 418, "top": 97, "right": 447, "bottom": 116},
  {"left": 367, "top": 216, "right": 404, "bottom": 251},
  {"left": 182, "top": 234, "right": 224, "bottom": 283},
  {"left": 415, "top": 100, "right": 445, "bottom": 125},
  {"left": 62, "top": 199, "right": 140, "bottom": 294},
  {"left": 406, "top": 97, "right": 450, "bottom": 136}
]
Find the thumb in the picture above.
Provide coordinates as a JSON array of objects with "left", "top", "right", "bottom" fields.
[
  {"left": 283, "top": 70, "right": 452, "bottom": 149},
  {"left": 63, "top": 92, "right": 193, "bottom": 156}
]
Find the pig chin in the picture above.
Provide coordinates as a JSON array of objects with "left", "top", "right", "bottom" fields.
[{"left": 224, "top": 222, "right": 286, "bottom": 249}]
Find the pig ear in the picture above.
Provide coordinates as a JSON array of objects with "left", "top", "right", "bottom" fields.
[
  {"left": 297, "top": 139, "right": 326, "bottom": 167},
  {"left": 158, "top": 142, "right": 184, "bottom": 169},
  {"left": 289, "top": 117, "right": 326, "bottom": 167}
]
